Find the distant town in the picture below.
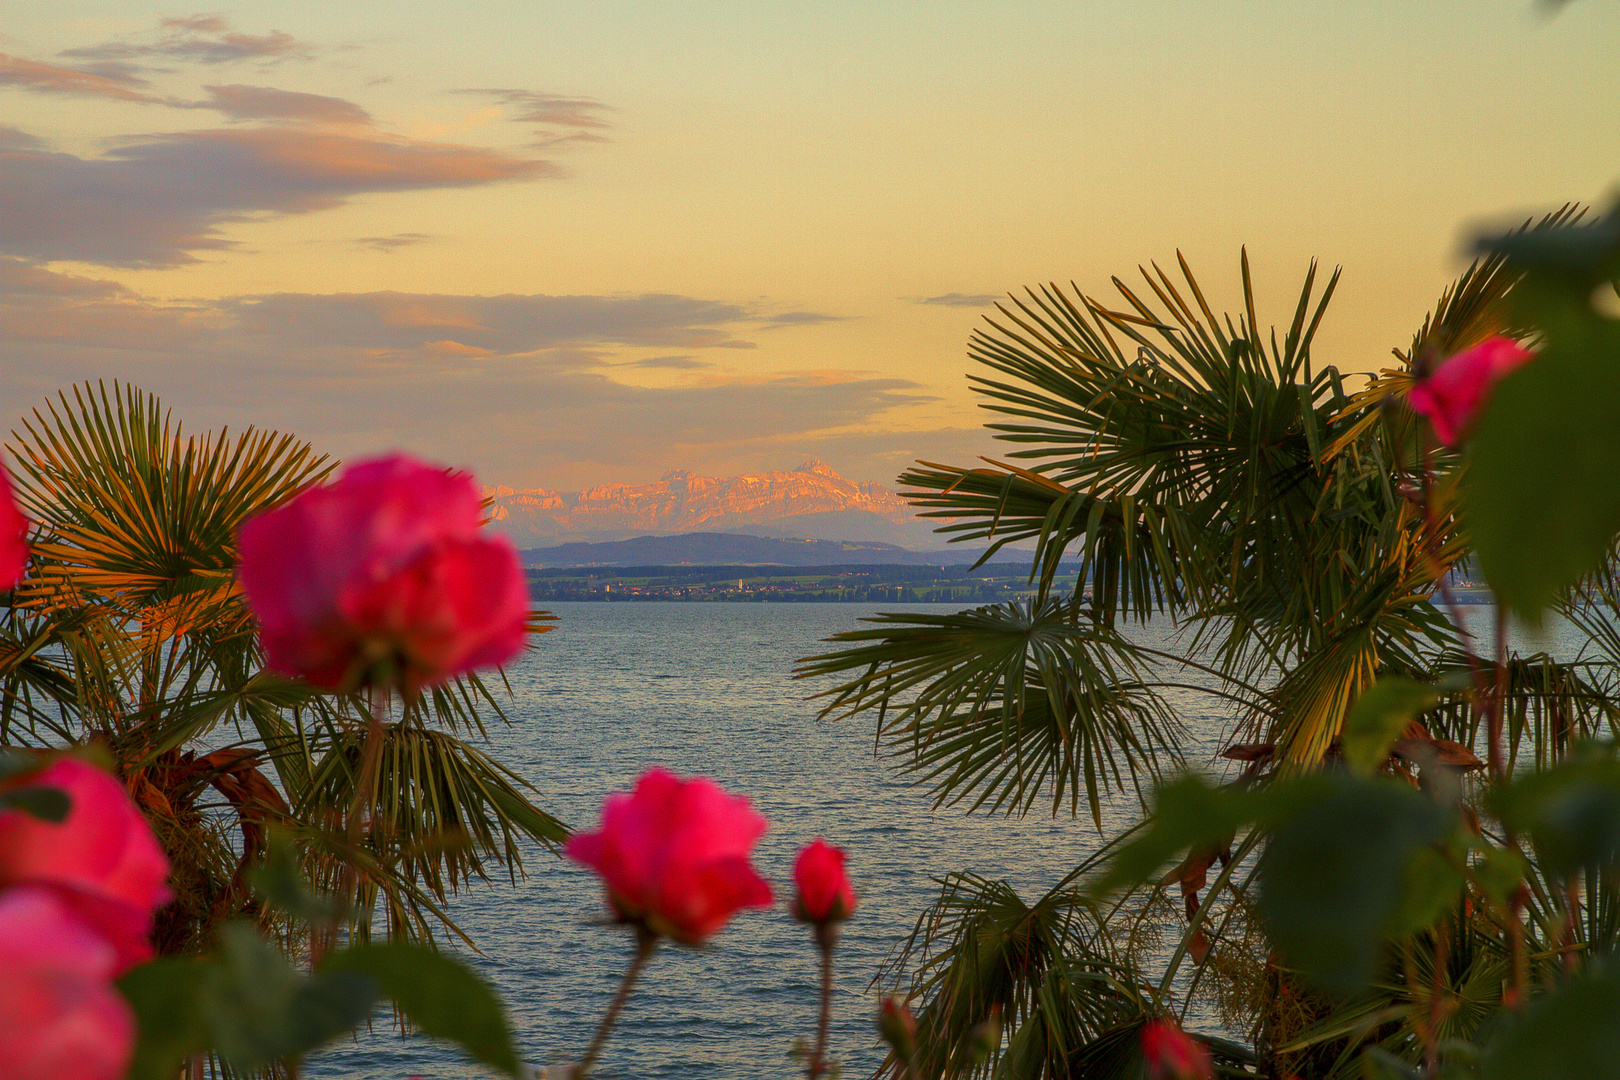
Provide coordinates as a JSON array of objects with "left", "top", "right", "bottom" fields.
[{"left": 523, "top": 562, "right": 1076, "bottom": 603}]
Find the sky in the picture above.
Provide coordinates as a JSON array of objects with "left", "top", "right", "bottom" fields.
[{"left": 3, "top": 1, "right": 1617, "bottom": 493}]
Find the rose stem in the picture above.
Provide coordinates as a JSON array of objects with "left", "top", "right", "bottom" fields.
[
  {"left": 809, "top": 923, "right": 838, "bottom": 1080},
  {"left": 320, "top": 684, "right": 389, "bottom": 966},
  {"left": 577, "top": 927, "right": 658, "bottom": 1079}
]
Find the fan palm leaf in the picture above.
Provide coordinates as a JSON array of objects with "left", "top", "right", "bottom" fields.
[
  {"left": 876, "top": 870, "right": 1150, "bottom": 1080},
  {"left": 800, "top": 598, "right": 1182, "bottom": 825},
  {"left": 2, "top": 381, "right": 565, "bottom": 954}
]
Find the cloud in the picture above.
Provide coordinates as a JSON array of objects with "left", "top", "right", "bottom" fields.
[
  {"left": 469, "top": 89, "right": 612, "bottom": 131},
  {"left": 224, "top": 291, "right": 759, "bottom": 352},
  {"left": 1, "top": 276, "right": 916, "bottom": 489},
  {"left": 1, "top": 128, "right": 553, "bottom": 267},
  {"left": 624, "top": 355, "right": 712, "bottom": 370},
  {"left": 197, "top": 84, "right": 372, "bottom": 125},
  {"left": 62, "top": 17, "right": 314, "bottom": 66},
  {"left": 160, "top": 15, "right": 229, "bottom": 32},
  {"left": 0, "top": 260, "right": 218, "bottom": 352},
  {"left": 530, "top": 131, "right": 611, "bottom": 150},
  {"left": 916, "top": 292, "right": 1003, "bottom": 308},
  {"left": 354, "top": 232, "right": 432, "bottom": 254},
  {"left": 0, "top": 258, "right": 132, "bottom": 299},
  {"left": 0, "top": 128, "right": 47, "bottom": 151},
  {"left": 760, "top": 311, "right": 847, "bottom": 328},
  {"left": 0, "top": 53, "right": 161, "bottom": 103},
  {"left": 785, "top": 426, "right": 999, "bottom": 484}
]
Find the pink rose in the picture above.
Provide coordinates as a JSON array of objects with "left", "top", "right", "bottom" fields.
[
  {"left": 1408, "top": 336, "right": 1536, "bottom": 446},
  {"left": 0, "top": 759, "right": 172, "bottom": 971},
  {"left": 237, "top": 454, "right": 529, "bottom": 692},
  {"left": 792, "top": 837, "right": 856, "bottom": 924},
  {"left": 0, "top": 886, "right": 136, "bottom": 1080},
  {"left": 1, "top": 464, "right": 28, "bottom": 590},
  {"left": 565, "top": 767, "right": 773, "bottom": 945},
  {"left": 1142, "top": 1018, "right": 1213, "bottom": 1080}
]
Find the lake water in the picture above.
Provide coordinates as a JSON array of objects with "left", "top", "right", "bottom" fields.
[{"left": 304, "top": 601, "right": 1584, "bottom": 1079}]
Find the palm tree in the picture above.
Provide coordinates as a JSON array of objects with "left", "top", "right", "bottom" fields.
[
  {"left": 1, "top": 382, "right": 565, "bottom": 957},
  {"left": 801, "top": 229, "right": 1620, "bottom": 1077}
]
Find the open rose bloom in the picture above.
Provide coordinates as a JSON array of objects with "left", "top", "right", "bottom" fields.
[
  {"left": 566, "top": 768, "right": 773, "bottom": 945},
  {"left": 0, "top": 758, "right": 173, "bottom": 1080},
  {"left": 1408, "top": 336, "right": 1535, "bottom": 446},
  {"left": 0, "top": 758, "right": 172, "bottom": 970},
  {"left": 237, "top": 454, "right": 529, "bottom": 693},
  {"left": 0, "top": 887, "right": 137, "bottom": 1080},
  {"left": 1, "top": 464, "right": 28, "bottom": 590}
]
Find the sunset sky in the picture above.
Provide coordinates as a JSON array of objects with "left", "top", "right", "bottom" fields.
[{"left": 4, "top": 2, "right": 1616, "bottom": 493}]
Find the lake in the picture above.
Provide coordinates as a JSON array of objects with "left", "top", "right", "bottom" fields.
[{"left": 305, "top": 600, "right": 1582, "bottom": 1079}]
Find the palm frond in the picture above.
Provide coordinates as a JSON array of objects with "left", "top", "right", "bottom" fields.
[
  {"left": 876, "top": 871, "right": 1150, "bottom": 1080},
  {"left": 800, "top": 598, "right": 1182, "bottom": 825}
]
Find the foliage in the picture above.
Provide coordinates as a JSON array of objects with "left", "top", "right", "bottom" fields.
[
  {"left": 803, "top": 206, "right": 1620, "bottom": 1078},
  {"left": 1, "top": 382, "right": 559, "bottom": 1075}
]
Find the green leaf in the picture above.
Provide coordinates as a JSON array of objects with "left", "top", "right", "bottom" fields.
[
  {"left": 204, "top": 922, "right": 380, "bottom": 1070},
  {"left": 1484, "top": 207, "right": 1620, "bottom": 288},
  {"left": 118, "top": 959, "right": 213, "bottom": 1080},
  {"left": 1089, "top": 774, "right": 1260, "bottom": 897},
  {"left": 1491, "top": 743, "right": 1620, "bottom": 878},
  {"left": 250, "top": 832, "right": 343, "bottom": 923},
  {"left": 0, "top": 749, "right": 37, "bottom": 782},
  {"left": 1482, "top": 963, "right": 1620, "bottom": 1080},
  {"left": 0, "top": 784, "right": 70, "bottom": 822},
  {"left": 1341, "top": 678, "right": 1442, "bottom": 776},
  {"left": 322, "top": 942, "right": 521, "bottom": 1076},
  {"left": 1387, "top": 841, "right": 1465, "bottom": 936},
  {"left": 1466, "top": 289, "right": 1620, "bottom": 621},
  {"left": 1258, "top": 775, "right": 1452, "bottom": 995},
  {"left": 1471, "top": 843, "right": 1531, "bottom": 906}
]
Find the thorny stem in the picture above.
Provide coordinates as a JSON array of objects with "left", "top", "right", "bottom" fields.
[
  {"left": 1409, "top": 431, "right": 1494, "bottom": 706},
  {"left": 809, "top": 923, "right": 838, "bottom": 1080},
  {"left": 1486, "top": 605, "right": 1533, "bottom": 1007},
  {"left": 1488, "top": 606, "right": 1508, "bottom": 780},
  {"left": 1412, "top": 430, "right": 1535, "bottom": 1009},
  {"left": 1558, "top": 874, "right": 1581, "bottom": 973},
  {"left": 578, "top": 927, "right": 658, "bottom": 1079}
]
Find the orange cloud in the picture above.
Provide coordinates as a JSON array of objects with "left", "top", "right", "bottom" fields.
[{"left": 0, "top": 53, "right": 160, "bottom": 103}]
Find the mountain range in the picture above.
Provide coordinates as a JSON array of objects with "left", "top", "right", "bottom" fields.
[{"left": 485, "top": 459, "right": 948, "bottom": 549}]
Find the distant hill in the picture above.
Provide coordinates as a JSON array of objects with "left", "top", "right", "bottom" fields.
[
  {"left": 486, "top": 459, "right": 947, "bottom": 548},
  {"left": 519, "top": 532, "right": 992, "bottom": 567}
]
